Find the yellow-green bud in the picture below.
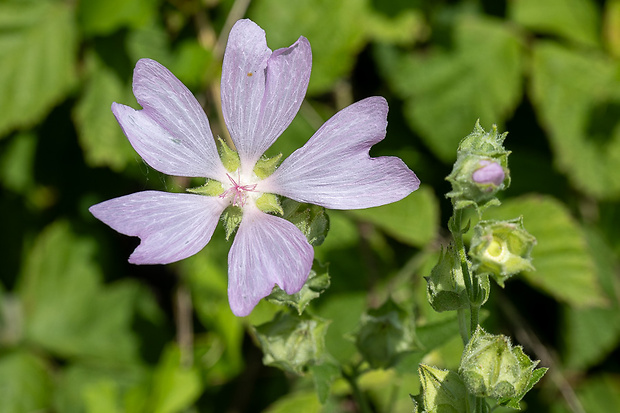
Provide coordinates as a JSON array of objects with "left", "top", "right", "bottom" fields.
[
  {"left": 459, "top": 327, "right": 542, "bottom": 401},
  {"left": 469, "top": 217, "right": 536, "bottom": 287}
]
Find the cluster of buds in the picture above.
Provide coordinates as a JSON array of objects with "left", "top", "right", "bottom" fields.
[{"left": 446, "top": 121, "right": 511, "bottom": 213}]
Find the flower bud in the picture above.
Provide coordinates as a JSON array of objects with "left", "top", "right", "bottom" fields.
[
  {"left": 469, "top": 217, "right": 536, "bottom": 287},
  {"left": 459, "top": 327, "right": 541, "bottom": 400},
  {"left": 253, "top": 312, "right": 330, "bottom": 375},
  {"left": 446, "top": 121, "right": 511, "bottom": 213},
  {"left": 472, "top": 160, "right": 505, "bottom": 188},
  {"left": 355, "top": 298, "right": 417, "bottom": 369},
  {"left": 426, "top": 245, "right": 489, "bottom": 312}
]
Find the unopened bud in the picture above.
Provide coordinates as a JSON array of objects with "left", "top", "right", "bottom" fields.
[
  {"left": 472, "top": 160, "right": 505, "bottom": 188},
  {"left": 459, "top": 327, "right": 542, "bottom": 400}
]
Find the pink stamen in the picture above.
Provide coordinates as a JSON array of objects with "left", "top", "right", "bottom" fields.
[{"left": 219, "top": 173, "right": 257, "bottom": 207}]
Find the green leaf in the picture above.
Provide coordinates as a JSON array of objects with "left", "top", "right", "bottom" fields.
[
  {"left": 77, "top": 0, "right": 158, "bottom": 36},
  {"left": 309, "top": 361, "right": 341, "bottom": 404},
  {"left": 263, "top": 391, "right": 322, "bottom": 413},
  {"left": 0, "top": 351, "right": 52, "bottom": 413},
  {"left": 316, "top": 292, "right": 367, "bottom": 364},
  {"left": 0, "top": 132, "right": 37, "bottom": 194},
  {"left": 530, "top": 42, "right": 620, "bottom": 199},
  {"left": 18, "top": 220, "right": 163, "bottom": 362},
  {"left": 561, "top": 228, "right": 620, "bottom": 370},
  {"left": 73, "top": 51, "right": 137, "bottom": 171},
  {"left": 376, "top": 15, "right": 523, "bottom": 161},
  {"left": 267, "top": 261, "right": 330, "bottom": 315},
  {"left": 0, "top": 0, "right": 77, "bottom": 137},
  {"left": 148, "top": 345, "right": 203, "bottom": 413},
  {"left": 53, "top": 363, "right": 148, "bottom": 413},
  {"left": 509, "top": 0, "right": 600, "bottom": 47},
  {"left": 249, "top": 0, "right": 367, "bottom": 94},
  {"left": 483, "top": 195, "right": 606, "bottom": 307},
  {"left": 349, "top": 185, "right": 439, "bottom": 248}
]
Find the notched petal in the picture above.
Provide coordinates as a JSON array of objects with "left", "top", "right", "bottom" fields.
[{"left": 227, "top": 207, "right": 314, "bottom": 316}]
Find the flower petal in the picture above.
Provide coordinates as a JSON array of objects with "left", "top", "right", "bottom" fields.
[
  {"left": 90, "top": 191, "right": 227, "bottom": 264},
  {"left": 221, "top": 19, "right": 311, "bottom": 170},
  {"left": 259, "top": 97, "right": 420, "bottom": 209},
  {"left": 113, "top": 59, "right": 227, "bottom": 179},
  {"left": 227, "top": 206, "right": 313, "bottom": 317}
]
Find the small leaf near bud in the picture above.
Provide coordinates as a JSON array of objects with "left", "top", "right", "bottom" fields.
[
  {"left": 417, "top": 364, "right": 468, "bottom": 413},
  {"left": 426, "top": 245, "right": 490, "bottom": 312},
  {"left": 254, "top": 153, "right": 282, "bottom": 179},
  {"left": 267, "top": 261, "right": 330, "bottom": 315}
]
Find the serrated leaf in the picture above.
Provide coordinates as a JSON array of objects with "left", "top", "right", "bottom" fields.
[
  {"left": 376, "top": 16, "right": 523, "bottom": 161},
  {"left": 561, "top": 228, "right": 620, "bottom": 370},
  {"left": 18, "top": 221, "right": 163, "bottom": 362},
  {"left": 509, "top": 0, "right": 600, "bottom": 47},
  {"left": 249, "top": 0, "right": 367, "bottom": 94},
  {"left": 0, "top": 351, "right": 52, "bottom": 413},
  {"left": 530, "top": 42, "right": 620, "bottom": 199},
  {"left": 0, "top": 0, "right": 76, "bottom": 137},
  {"left": 483, "top": 195, "right": 606, "bottom": 307},
  {"left": 73, "top": 52, "right": 137, "bottom": 171},
  {"left": 349, "top": 185, "right": 439, "bottom": 248},
  {"left": 53, "top": 363, "right": 148, "bottom": 413},
  {"left": 77, "top": 0, "right": 158, "bottom": 36}
]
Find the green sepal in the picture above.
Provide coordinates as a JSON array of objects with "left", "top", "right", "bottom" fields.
[
  {"left": 218, "top": 137, "right": 240, "bottom": 173},
  {"left": 267, "top": 261, "right": 330, "bottom": 315},
  {"left": 426, "top": 244, "right": 490, "bottom": 312},
  {"left": 254, "top": 153, "right": 282, "bottom": 179},
  {"left": 355, "top": 298, "right": 419, "bottom": 369},
  {"left": 252, "top": 311, "right": 331, "bottom": 375},
  {"left": 469, "top": 217, "right": 536, "bottom": 287},
  {"left": 459, "top": 326, "right": 544, "bottom": 401},
  {"left": 281, "top": 198, "right": 330, "bottom": 246},
  {"left": 417, "top": 364, "right": 468, "bottom": 413},
  {"left": 255, "top": 193, "right": 283, "bottom": 215},
  {"left": 221, "top": 206, "right": 243, "bottom": 240},
  {"left": 186, "top": 179, "right": 224, "bottom": 196}
]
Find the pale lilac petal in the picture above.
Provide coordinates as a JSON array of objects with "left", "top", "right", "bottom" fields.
[
  {"left": 221, "top": 19, "right": 311, "bottom": 170},
  {"left": 227, "top": 206, "right": 313, "bottom": 317},
  {"left": 89, "top": 191, "right": 227, "bottom": 264},
  {"left": 113, "top": 59, "right": 227, "bottom": 179},
  {"left": 259, "top": 97, "right": 420, "bottom": 209}
]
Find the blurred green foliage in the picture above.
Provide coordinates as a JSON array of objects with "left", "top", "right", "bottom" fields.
[{"left": 1, "top": 0, "right": 619, "bottom": 411}]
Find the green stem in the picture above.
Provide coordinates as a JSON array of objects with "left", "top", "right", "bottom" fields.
[
  {"left": 457, "top": 308, "right": 470, "bottom": 344},
  {"left": 343, "top": 367, "right": 372, "bottom": 413}
]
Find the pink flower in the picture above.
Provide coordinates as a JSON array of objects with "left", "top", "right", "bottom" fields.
[
  {"left": 472, "top": 160, "right": 505, "bottom": 188},
  {"left": 90, "top": 19, "right": 419, "bottom": 316}
]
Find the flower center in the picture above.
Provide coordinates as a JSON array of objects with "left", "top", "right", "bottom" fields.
[{"left": 219, "top": 173, "right": 258, "bottom": 207}]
